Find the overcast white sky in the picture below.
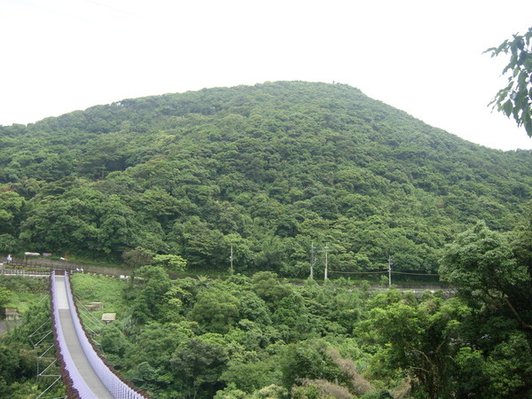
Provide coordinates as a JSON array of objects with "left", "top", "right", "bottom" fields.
[{"left": 1, "top": 0, "right": 531, "bottom": 150}]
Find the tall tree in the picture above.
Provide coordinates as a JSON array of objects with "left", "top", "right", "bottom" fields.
[{"left": 439, "top": 221, "right": 531, "bottom": 331}]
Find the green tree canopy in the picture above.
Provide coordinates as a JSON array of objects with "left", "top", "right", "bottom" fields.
[{"left": 440, "top": 221, "right": 531, "bottom": 331}]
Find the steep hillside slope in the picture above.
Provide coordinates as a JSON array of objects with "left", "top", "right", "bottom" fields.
[{"left": 0, "top": 81, "right": 530, "bottom": 275}]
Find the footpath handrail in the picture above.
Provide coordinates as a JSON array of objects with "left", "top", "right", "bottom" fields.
[
  {"left": 1, "top": 268, "right": 49, "bottom": 277},
  {"left": 63, "top": 272, "right": 147, "bottom": 399},
  {"left": 9, "top": 257, "right": 130, "bottom": 277}
]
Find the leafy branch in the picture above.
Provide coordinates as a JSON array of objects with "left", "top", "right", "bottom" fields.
[{"left": 486, "top": 27, "right": 532, "bottom": 137}]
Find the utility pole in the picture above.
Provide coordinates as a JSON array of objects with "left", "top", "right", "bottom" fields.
[
  {"left": 310, "top": 242, "right": 316, "bottom": 279},
  {"left": 388, "top": 255, "right": 392, "bottom": 288},
  {"left": 324, "top": 243, "right": 329, "bottom": 281},
  {"left": 229, "top": 244, "right": 234, "bottom": 275}
]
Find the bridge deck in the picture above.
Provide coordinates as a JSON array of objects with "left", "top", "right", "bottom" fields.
[{"left": 55, "top": 275, "right": 113, "bottom": 399}]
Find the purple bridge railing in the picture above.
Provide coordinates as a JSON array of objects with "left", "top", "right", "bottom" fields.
[{"left": 51, "top": 271, "right": 148, "bottom": 399}]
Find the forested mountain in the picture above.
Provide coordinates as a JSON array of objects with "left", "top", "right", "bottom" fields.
[
  {"left": 1, "top": 82, "right": 531, "bottom": 399},
  {"left": 0, "top": 81, "right": 530, "bottom": 275}
]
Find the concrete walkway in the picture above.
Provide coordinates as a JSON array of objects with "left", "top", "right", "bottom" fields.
[{"left": 55, "top": 275, "right": 113, "bottom": 399}]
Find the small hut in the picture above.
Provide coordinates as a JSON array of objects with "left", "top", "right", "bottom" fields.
[
  {"left": 4, "top": 308, "right": 20, "bottom": 321},
  {"left": 86, "top": 302, "right": 104, "bottom": 311},
  {"left": 101, "top": 313, "right": 116, "bottom": 324}
]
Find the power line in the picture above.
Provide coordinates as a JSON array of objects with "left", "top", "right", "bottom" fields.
[
  {"left": 328, "top": 270, "right": 440, "bottom": 277},
  {"left": 329, "top": 270, "right": 388, "bottom": 275},
  {"left": 391, "top": 271, "right": 440, "bottom": 276}
]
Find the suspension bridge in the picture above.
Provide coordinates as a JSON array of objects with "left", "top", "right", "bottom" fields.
[
  {"left": 3, "top": 259, "right": 449, "bottom": 398},
  {"left": 50, "top": 271, "right": 147, "bottom": 399}
]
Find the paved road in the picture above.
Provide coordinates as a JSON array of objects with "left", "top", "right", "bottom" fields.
[{"left": 55, "top": 275, "right": 113, "bottom": 399}]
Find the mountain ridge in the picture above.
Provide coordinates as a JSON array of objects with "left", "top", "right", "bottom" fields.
[
  {"left": 8, "top": 81, "right": 527, "bottom": 153},
  {"left": 0, "top": 81, "right": 530, "bottom": 275}
]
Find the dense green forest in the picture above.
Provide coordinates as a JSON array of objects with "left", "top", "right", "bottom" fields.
[
  {"left": 1, "top": 218, "right": 530, "bottom": 399},
  {"left": 1, "top": 81, "right": 530, "bottom": 276},
  {"left": 71, "top": 218, "right": 531, "bottom": 399},
  {"left": 0, "top": 82, "right": 530, "bottom": 398}
]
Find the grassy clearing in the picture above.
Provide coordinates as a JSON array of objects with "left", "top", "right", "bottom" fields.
[
  {"left": 71, "top": 273, "right": 128, "bottom": 320},
  {"left": 0, "top": 276, "right": 48, "bottom": 314}
]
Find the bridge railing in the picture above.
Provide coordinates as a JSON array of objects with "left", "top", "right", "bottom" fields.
[
  {"left": 8, "top": 257, "right": 130, "bottom": 277},
  {"left": 1, "top": 268, "right": 50, "bottom": 277},
  {"left": 63, "top": 272, "right": 147, "bottom": 399}
]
